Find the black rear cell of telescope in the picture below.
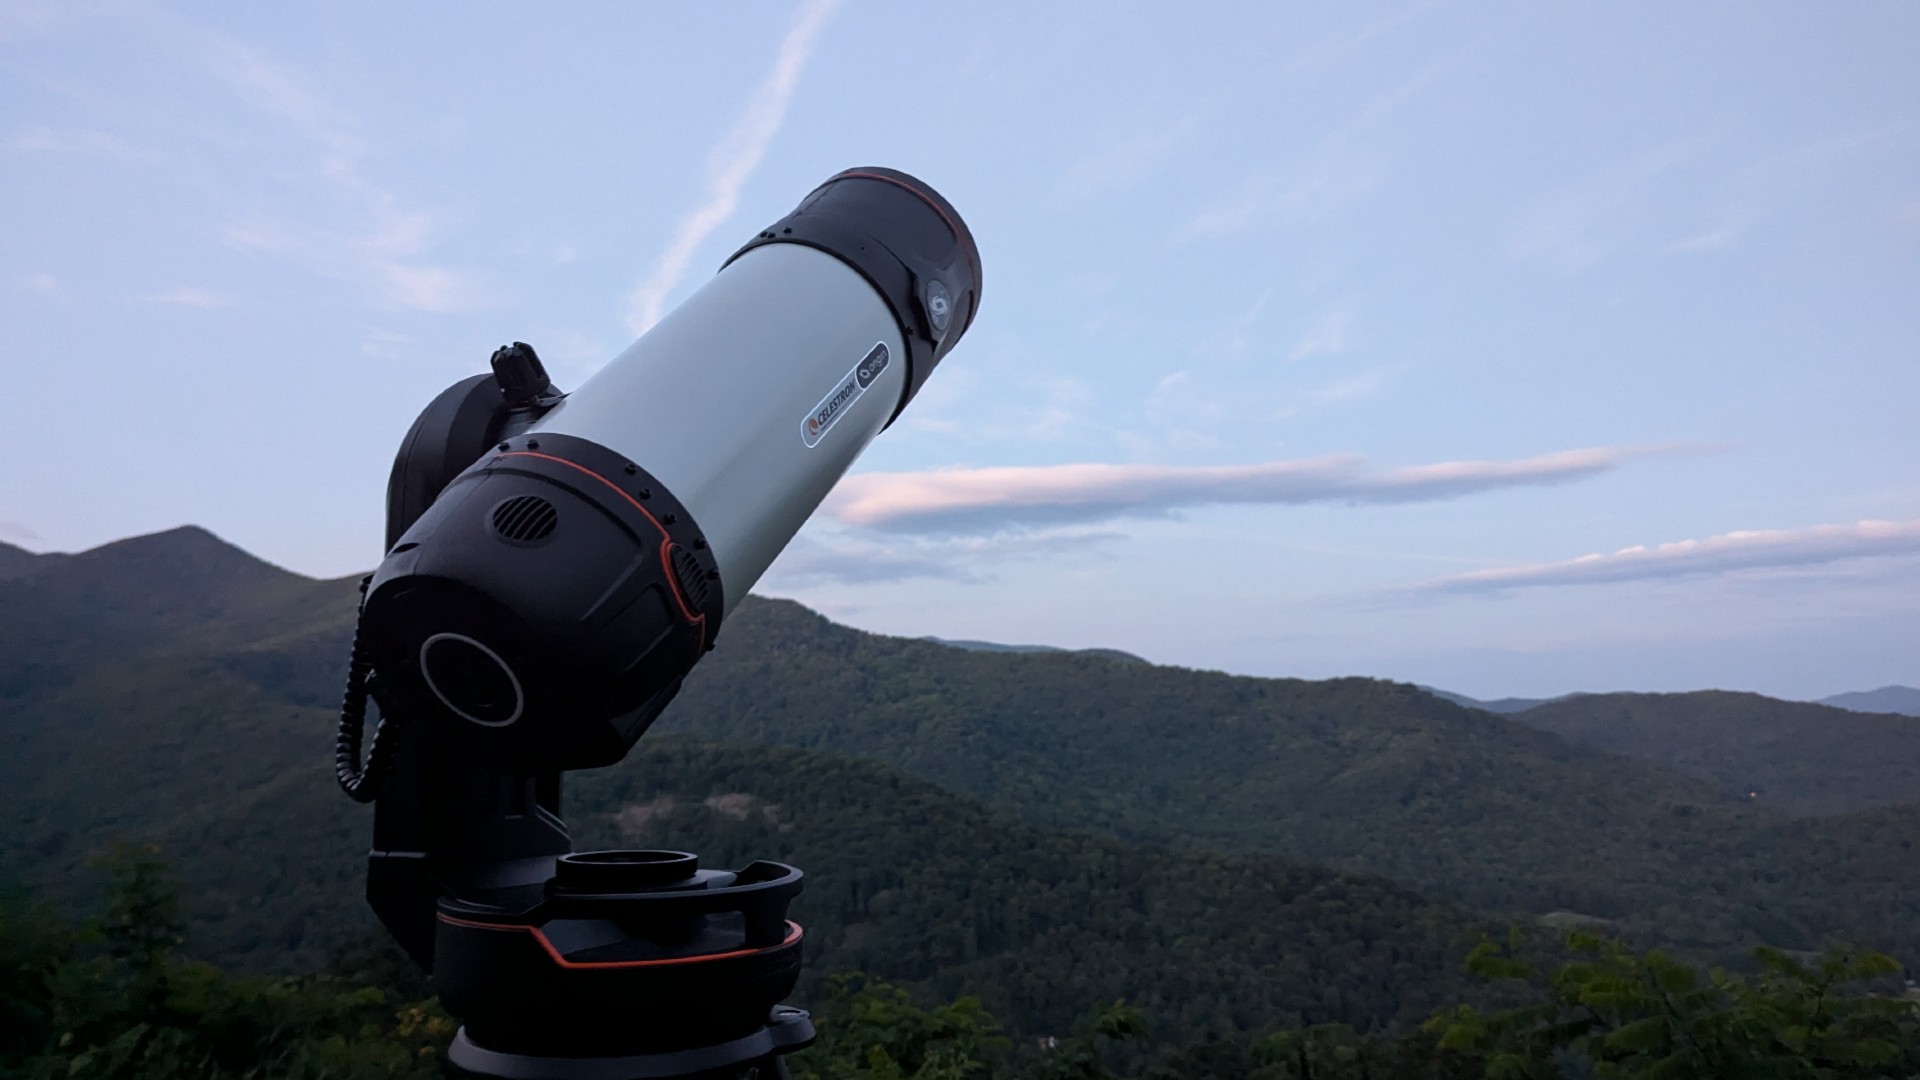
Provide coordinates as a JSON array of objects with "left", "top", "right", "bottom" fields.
[{"left": 727, "top": 166, "right": 982, "bottom": 422}]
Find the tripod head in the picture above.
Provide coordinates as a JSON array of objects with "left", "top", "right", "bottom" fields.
[{"left": 333, "top": 169, "right": 981, "bottom": 1079}]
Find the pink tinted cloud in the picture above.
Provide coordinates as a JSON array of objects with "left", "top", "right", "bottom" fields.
[
  {"left": 826, "top": 444, "right": 1689, "bottom": 532},
  {"left": 1411, "top": 519, "right": 1920, "bottom": 595}
]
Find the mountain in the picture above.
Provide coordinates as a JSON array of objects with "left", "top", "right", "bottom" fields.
[
  {"left": 0, "top": 539, "right": 50, "bottom": 580},
  {"left": 1506, "top": 691, "right": 1920, "bottom": 817},
  {"left": 922, "top": 635, "right": 1148, "bottom": 664},
  {"left": 1819, "top": 685, "right": 1920, "bottom": 717},
  {"left": 1418, "top": 687, "right": 1567, "bottom": 714},
  {"left": 571, "top": 741, "right": 1498, "bottom": 1037},
  {"left": 0, "top": 529, "right": 1510, "bottom": 1040},
  {"left": 9, "top": 526, "right": 1920, "bottom": 983}
]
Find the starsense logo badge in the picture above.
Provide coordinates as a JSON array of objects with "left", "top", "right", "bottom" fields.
[{"left": 801, "top": 343, "right": 890, "bottom": 448}]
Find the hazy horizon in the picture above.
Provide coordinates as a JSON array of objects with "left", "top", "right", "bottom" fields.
[{"left": 4, "top": 520, "right": 1912, "bottom": 707}]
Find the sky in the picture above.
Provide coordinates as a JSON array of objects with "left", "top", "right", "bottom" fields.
[{"left": 3, "top": 1, "right": 1916, "bottom": 700}]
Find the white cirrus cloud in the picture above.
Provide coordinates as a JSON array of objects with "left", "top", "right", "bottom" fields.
[
  {"left": 825, "top": 444, "right": 1696, "bottom": 533},
  {"left": 625, "top": 0, "right": 840, "bottom": 335},
  {"left": 9, "top": 126, "right": 129, "bottom": 155},
  {"left": 1409, "top": 519, "right": 1920, "bottom": 596},
  {"left": 140, "top": 286, "right": 235, "bottom": 308},
  {"left": 1288, "top": 303, "right": 1356, "bottom": 361},
  {"left": 213, "top": 41, "right": 495, "bottom": 313},
  {"left": 761, "top": 527, "right": 1124, "bottom": 588}
]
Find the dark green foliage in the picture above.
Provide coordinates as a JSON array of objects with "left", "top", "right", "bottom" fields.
[
  {"left": 1026, "top": 1001, "right": 1144, "bottom": 1080},
  {"left": 1428, "top": 932, "right": 1920, "bottom": 1078},
  {"left": 796, "top": 973, "right": 1011, "bottom": 1080},
  {"left": 8, "top": 859, "right": 1920, "bottom": 1080},
  {"left": 1507, "top": 690, "right": 1920, "bottom": 816},
  {"left": 572, "top": 740, "right": 1497, "bottom": 1040},
  {"left": 0, "top": 846, "right": 450, "bottom": 1080}
]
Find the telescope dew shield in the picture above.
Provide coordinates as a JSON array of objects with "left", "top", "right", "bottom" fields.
[{"left": 359, "top": 168, "right": 980, "bottom": 769}]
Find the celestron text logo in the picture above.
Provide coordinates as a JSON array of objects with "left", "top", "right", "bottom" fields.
[{"left": 801, "top": 343, "right": 889, "bottom": 448}]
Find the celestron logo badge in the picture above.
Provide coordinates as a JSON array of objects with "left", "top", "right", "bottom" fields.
[{"left": 802, "top": 343, "right": 890, "bottom": 448}]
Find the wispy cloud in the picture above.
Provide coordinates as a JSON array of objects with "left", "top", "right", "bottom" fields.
[
  {"left": 139, "top": 286, "right": 234, "bottom": 308},
  {"left": 624, "top": 0, "right": 841, "bottom": 335},
  {"left": 0, "top": 519, "right": 42, "bottom": 545},
  {"left": 1509, "top": 148, "right": 1681, "bottom": 271},
  {"left": 826, "top": 444, "right": 1695, "bottom": 534},
  {"left": 1179, "top": 54, "right": 1460, "bottom": 239},
  {"left": 1666, "top": 222, "right": 1744, "bottom": 253},
  {"left": 762, "top": 527, "right": 1123, "bottom": 588},
  {"left": 17, "top": 273, "right": 57, "bottom": 292},
  {"left": 213, "top": 41, "right": 493, "bottom": 313},
  {"left": 359, "top": 329, "right": 412, "bottom": 359},
  {"left": 1288, "top": 303, "right": 1357, "bottom": 361},
  {"left": 9, "top": 126, "right": 129, "bottom": 155},
  {"left": 1309, "top": 368, "right": 1389, "bottom": 404},
  {"left": 1056, "top": 114, "right": 1195, "bottom": 202},
  {"left": 1409, "top": 519, "right": 1920, "bottom": 596}
]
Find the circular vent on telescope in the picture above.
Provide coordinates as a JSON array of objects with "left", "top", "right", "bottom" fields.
[
  {"left": 669, "top": 543, "right": 711, "bottom": 611},
  {"left": 490, "top": 495, "right": 558, "bottom": 544}
]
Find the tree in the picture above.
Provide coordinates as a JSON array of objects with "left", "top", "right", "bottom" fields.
[
  {"left": 1, "top": 846, "right": 452, "bottom": 1080},
  {"left": 1425, "top": 930, "right": 1920, "bottom": 1079},
  {"left": 797, "top": 972, "right": 1011, "bottom": 1080}
]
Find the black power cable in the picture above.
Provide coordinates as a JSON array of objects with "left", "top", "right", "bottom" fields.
[{"left": 335, "top": 575, "right": 402, "bottom": 803}]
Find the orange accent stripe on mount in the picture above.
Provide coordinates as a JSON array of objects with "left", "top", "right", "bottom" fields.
[
  {"left": 493, "top": 451, "right": 706, "bottom": 640},
  {"left": 437, "top": 913, "right": 803, "bottom": 971}
]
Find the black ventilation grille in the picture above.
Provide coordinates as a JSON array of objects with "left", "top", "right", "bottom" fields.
[
  {"left": 669, "top": 543, "right": 711, "bottom": 610},
  {"left": 491, "top": 495, "right": 558, "bottom": 543}
]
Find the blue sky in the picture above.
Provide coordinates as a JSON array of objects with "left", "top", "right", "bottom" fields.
[{"left": 4, "top": 2, "right": 1916, "bottom": 700}]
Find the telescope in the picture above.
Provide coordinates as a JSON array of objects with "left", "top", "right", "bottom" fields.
[{"left": 332, "top": 168, "right": 980, "bottom": 1079}]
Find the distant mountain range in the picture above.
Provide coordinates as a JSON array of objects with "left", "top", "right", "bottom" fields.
[
  {"left": 1817, "top": 685, "right": 1920, "bottom": 716},
  {"left": 1418, "top": 687, "right": 1565, "bottom": 714},
  {"left": 6, "top": 526, "right": 1920, "bottom": 993},
  {"left": 1429, "top": 685, "right": 1920, "bottom": 719}
]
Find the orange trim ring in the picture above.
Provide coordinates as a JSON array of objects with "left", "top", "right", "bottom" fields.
[
  {"left": 493, "top": 451, "right": 708, "bottom": 640},
  {"left": 438, "top": 913, "right": 803, "bottom": 971}
]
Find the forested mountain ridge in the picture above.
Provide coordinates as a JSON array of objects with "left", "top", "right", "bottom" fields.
[
  {"left": 666, "top": 599, "right": 1756, "bottom": 910},
  {"left": 570, "top": 741, "right": 1503, "bottom": 1038},
  {"left": 6, "top": 526, "right": 1920, "bottom": 981},
  {"left": 0, "top": 538, "right": 48, "bottom": 579},
  {"left": 1504, "top": 690, "right": 1920, "bottom": 816}
]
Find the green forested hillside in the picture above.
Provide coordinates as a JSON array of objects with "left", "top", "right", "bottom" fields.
[
  {"left": 575, "top": 741, "right": 1500, "bottom": 1037},
  {"left": 6, "top": 527, "right": 1920, "bottom": 988},
  {"left": 1506, "top": 690, "right": 1920, "bottom": 816},
  {"left": 645, "top": 599, "right": 1920, "bottom": 960}
]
